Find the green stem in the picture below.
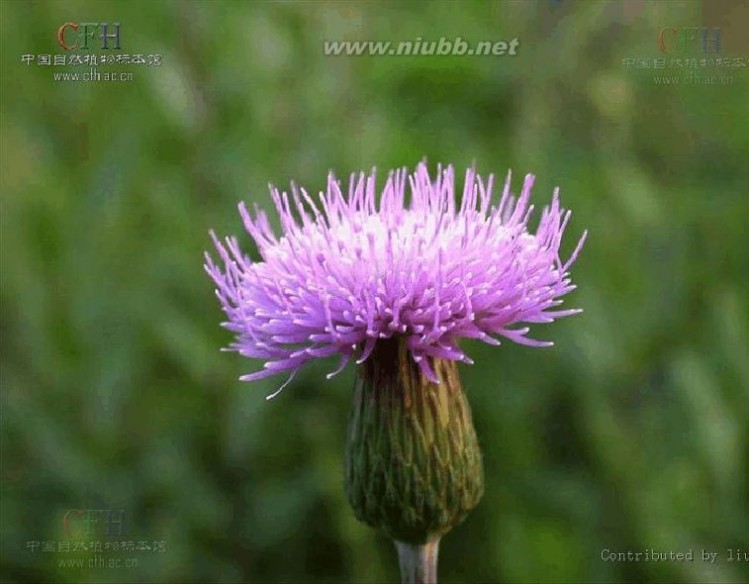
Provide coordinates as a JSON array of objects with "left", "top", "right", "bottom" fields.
[{"left": 394, "top": 538, "right": 440, "bottom": 584}]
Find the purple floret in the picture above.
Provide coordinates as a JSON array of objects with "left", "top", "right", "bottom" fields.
[{"left": 205, "top": 163, "right": 586, "bottom": 393}]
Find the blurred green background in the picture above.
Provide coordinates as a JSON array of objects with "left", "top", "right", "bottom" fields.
[{"left": 2, "top": 1, "right": 748, "bottom": 583}]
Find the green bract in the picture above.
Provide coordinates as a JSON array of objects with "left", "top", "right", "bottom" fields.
[{"left": 344, "top": 337, "right": 484, "bottom": 544}]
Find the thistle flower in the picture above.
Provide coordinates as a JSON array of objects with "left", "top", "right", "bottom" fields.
[
  {"left": 205, "top": 162, "right": 586, "bottom": 583},
  {"left": 205, "top": 162, "right": 586, "bottom": 394}
]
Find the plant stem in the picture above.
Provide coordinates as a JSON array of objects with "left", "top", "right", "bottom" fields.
[{"left": 394, "top": 538, "right": 440, "bottom": 584}]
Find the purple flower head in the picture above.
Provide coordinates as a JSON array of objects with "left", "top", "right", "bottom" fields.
[{"left": 205, "top": 163, "right": 586, "bottom": 396}]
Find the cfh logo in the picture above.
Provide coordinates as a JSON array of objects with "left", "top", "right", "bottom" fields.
[
  {"left": 57, "top": 22, "right": 122, "bottom": 51},
  {"left": 658, "top": 27, "right": 721, "bottom": 54},
  {"left": 63, "top": 509, "right": 126, "bottom": 538}
]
